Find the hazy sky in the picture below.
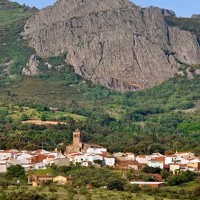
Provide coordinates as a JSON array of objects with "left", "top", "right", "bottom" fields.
[{"left": 13, "top": 0, "right": 199, "bottom": 17}]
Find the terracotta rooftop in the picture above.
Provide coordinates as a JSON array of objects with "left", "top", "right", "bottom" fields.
[
  {"left": 137, "top": 155, "right": 147, "bottom": 158},
  {"left": 151, "top": 157, "right": 165, "bottom": 163},
  {"left": 32, "top": 174, "right": 54, "bottom": 178}
]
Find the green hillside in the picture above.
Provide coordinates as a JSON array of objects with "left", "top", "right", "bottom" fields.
[
  {"left": 1, "top": 2, "right": 200, "bottom": 155},
  {"left": 0, "top": 0, "right": 36, "bottom": 86}
]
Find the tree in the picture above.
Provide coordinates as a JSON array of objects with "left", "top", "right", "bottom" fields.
[
  {"left": 21, "top": 113, "right": 29, "bottom": 121},
  {"left": 166, "top": 171, "right": 196, "bottom": 186},
  {"left": 49, "top": 185, "right": 57, "bottom": 195},
  {"left": 40, "top": 113, "right": 47, "bottom": 121},
  {"left": 124, "top": 171, "right": 133, "bottom": 182},
  {"left": 148, "top": 143, "right": 165, "bottom": 154},
  {"left": 124, "top": 183, "right": 140, "bottom": 193},
  {"left": 6, "top": 165, "right": 25, "bottom": 180},
  {"left": 161, "top": 169, "right": 170, "bottom": 179},
  {"left": 0, "top": 190, "right": 47, "bottom": 200},
  {"left": 0, "top": 181, "right": 8, "bottom": 190},
  {"left": 107, "top": 180, "right": 124, "bottom": 191},
  {"left": 142, "top": 166, "right": 161, "bottom": 174}
]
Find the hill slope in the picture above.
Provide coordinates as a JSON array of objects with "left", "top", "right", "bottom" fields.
[
  {"left": 1, "top": 1, "right": 200, "bottom": 154},
  {"left": 0, "top": 0, "right": 37, "bottom": 86}
]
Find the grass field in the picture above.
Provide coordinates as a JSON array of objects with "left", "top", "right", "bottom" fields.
[
  {"left": 16, "top": 186, "right": 158, "bottom": 200},
  {"left": 165, "top": 181, "right": 200, "bottom": 191},
  {"left": 0, "top": 104, "right": 86, "bottom": 122}
]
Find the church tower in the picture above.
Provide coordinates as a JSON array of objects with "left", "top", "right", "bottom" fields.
[{"left": 73, "top": 128, "right": 82, "bottom": 152}]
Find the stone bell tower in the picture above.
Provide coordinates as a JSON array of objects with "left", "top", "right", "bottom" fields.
[{"left": 73, "top": 128, "right": 82, "bottom": 152}]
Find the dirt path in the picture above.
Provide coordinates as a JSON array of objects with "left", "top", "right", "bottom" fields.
[{"left": 22, "top": 120, "right": 66, "bottom": 125}]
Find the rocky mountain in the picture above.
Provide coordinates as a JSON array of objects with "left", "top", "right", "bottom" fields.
[
  {"left": 23, "top": 0, "right": 200, "bottom": 91},
  {"left": 192, "top": 14, "right": 200, "bottom": 18}
]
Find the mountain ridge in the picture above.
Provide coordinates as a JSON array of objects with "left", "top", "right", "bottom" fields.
[{"left": 22, "top": 0, "right": 200, "bottom": 91}]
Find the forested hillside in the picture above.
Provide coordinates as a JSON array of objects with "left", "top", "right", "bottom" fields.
[
  {"left": 0, "top": 0, "right": 36, "bottom": 86},
  {"left": 1, "top": 1, "right": 200, "bottom": 155}
]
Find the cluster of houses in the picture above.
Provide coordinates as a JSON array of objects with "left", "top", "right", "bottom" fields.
[
  {"left": 65, "top": 129, "right": 200, "bottom": 174},
  {"left": 0, "top": 148, "right": 69, "bottom": 173},
  {"left": 0, "top": 129, "right": 199, "bottom": 174},
  {"left": 115, "top": 151, "right": 200, "bottom": 174},
  {"left": 0, "top": 129, "right": 200, "bottom": 187}
]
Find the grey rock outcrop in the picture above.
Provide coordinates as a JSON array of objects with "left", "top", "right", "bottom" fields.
[
  {"left": 22, "top": 54, "right": 39, "bottom": 76},
  {"left": 195, "top": 69, "right": 200, "bottom": 75},
  {"left": 192, "top": 14, "right": 200, "bottom": 18},
  {"left": 186, "top": 67, "right": 194, "bottom": 80},
  {"left": 162, "top": 9, "right": 176, "bottom": 17},
  {"left": 22, "top": 0, "right": 200, "bottom": 91}
]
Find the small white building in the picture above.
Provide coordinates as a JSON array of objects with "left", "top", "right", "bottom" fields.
[
  {"left": 0, "top": 151, "right": 14, "bottom": 159},
  {"left": 86, "top": 146, "right": 107, "bottom": 154},
  {"left": 175, "top": 152, "right": 194, "bottom": 160},
  {"left": 0, "top": 161, "right": 8, "bottom": 173},
  {"left": 148, "top": 160, "right": 164, "bottom": 169},
  {"left": 169, "top": 164, "right": 181, "bottom": 174},
  {"left": 74, "top": 153, "right": 103, "bottom": 165},
  {"left": 125, "top": 153, "right": 135, "bottom": 160},
  {"left": 34, "top": 162, "right": 47, "bottom": 170},
  {"left": 104, "top": 157, "right": 115, "bottom": 167},
  {"left": 165, "top": 155, "right": 179, "bottom": 165},
  {"left": 178, "top": 157, "right": 190, "bottom": 165},
  {"left": 16, "top": 153, "right": 33, "bottom": 165},
  {"left": 136, "top": 155, "right": 151, "bottom": 164}
]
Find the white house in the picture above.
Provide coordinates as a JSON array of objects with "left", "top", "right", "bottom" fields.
[
  {"left": 136, "top": 155, "right": 151, "bottom": 164},
  {"left": 148, "top": 160, "right": 164, "bottom": 169},
  {"left": 169, "top": 164, "right": 181, "bottom": 174},
  {"left": 104, "top": 157, "right": 115, "bottom": 167},
  {"left": 0, "top": 161, "right": 8, "bottom": 173},
  {"left": 178, "top": 157, "right": 190, "bottom": 165},
  {"left": 34, "top": 162, "right": 47, "bottom": 169},
  {"left": 125, "top": 153, "right": 135, "bottom": 161},
  {"left": 74, "top": 153, "right": 103, "bottom": 165},
  {"left": 189, "top": 158, "right": 200, "bottom": 163},
  {"left": 16, "top": 153, "right": 33, "bottom": 165},
  {"left": 151, "top": 153, "right": 164, "bottom": 158},
  {"left": 0, "top": 151, "right": 14, "bottom": 160},
  {"left": 47, "top": 152, "right": 66, "bottom": 159},
  {"left": 86, "top": 146, "right": 107, "bottom": 154},
  {"left": 175, "top": 152, "right": 194, "bottom": 159},
  {"left": 165, "top": 155, "right": 179, "bottom": 165}
]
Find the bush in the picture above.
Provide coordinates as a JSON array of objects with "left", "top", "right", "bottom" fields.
[
  {"left": 107, "top": 180, "right": 124, "bottom": 191},
  {"left": 161, "top": 169, "right": 170, "bottom": 179},
  {"left": 166, "top": 171, "right": 196, "bottom": 186},
  {"left": 6, "top": 165, "right": 25, "bottom": 180},
  {"left": 142, "top": 166, "right": 161, "bottom": 174},
  {"left": 21, "top": 113, "right": 29, "bottom": 121},
  {"left": 124, "top": 183, "right": 141, "bottom": 193}
]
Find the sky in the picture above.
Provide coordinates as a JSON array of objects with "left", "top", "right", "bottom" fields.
[{"left": 13, "top": 0, "right": 200, "bottom": 17}]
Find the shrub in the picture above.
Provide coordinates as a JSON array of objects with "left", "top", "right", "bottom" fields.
[{"left": 107, "top": 180, "right": 124, "bottom": 191}]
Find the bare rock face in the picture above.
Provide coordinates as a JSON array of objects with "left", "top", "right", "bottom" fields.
[
  {"left": 192, "top": 14, "right": 200, "bottom": 18},
  {"left": 22, "top": 55, "right": 39, "bottom": 76},
  {"left": 22, "top": 0, "right": 200, "bottom": 91},
  {"left": 162, "top": 9, "right": 176, "bottom": 17}
]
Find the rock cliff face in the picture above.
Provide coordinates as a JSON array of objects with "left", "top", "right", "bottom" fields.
[
  {"left": 192, "top": 14, "right": 200, "bottom": 18},
  {"left": 22, "top": 55, "right": 39, "bottom": 76},
  {"left": 23, "top": 0, "right": 200, "bottom": 91}
]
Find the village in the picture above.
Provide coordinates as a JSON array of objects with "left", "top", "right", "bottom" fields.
[{"left": 0, "top": 129, "right": 199, "bottom": 189}]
